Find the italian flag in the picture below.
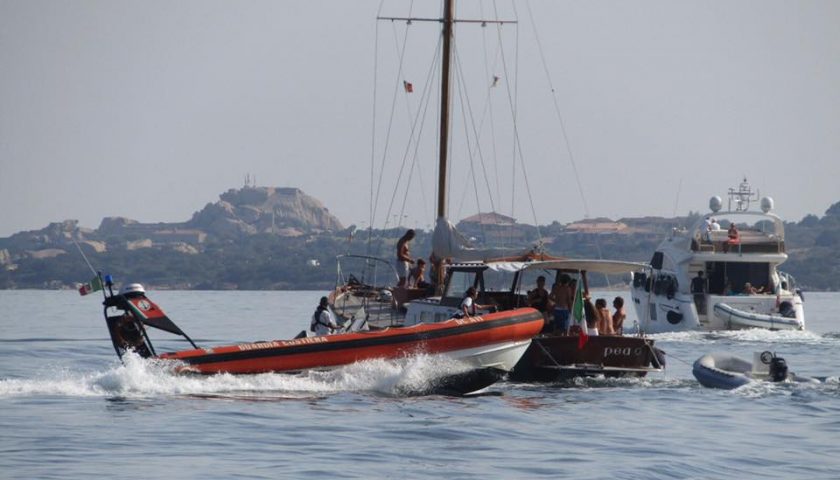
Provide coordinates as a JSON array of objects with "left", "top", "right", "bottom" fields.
[
  {"left": 78, "top": 276, "right": 103, "bottom": 296},
  {"left": 572, "top": 278, "right": 588, "bottom": 349}
]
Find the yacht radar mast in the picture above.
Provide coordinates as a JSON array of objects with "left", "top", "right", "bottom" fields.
[{"left": 727, "top": 177, "right": 760, "bottom": 212}]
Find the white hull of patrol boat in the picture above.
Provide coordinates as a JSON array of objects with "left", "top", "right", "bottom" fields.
[{"left": 443, "top": 339, "right": 534, "bottom": 372}]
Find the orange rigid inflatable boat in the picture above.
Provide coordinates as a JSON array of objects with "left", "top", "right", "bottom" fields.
[
  {"left": 98, "top": 279, "right": 543, "bottom": 394},
  {"left": 158, "top": 310, "right": 543, "bottom": 375}
]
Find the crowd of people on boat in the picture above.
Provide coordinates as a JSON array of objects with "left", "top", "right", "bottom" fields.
[
  {"left": 699, "top": 217, "right": 742, "bottom": 253},
  {"left": 690, "top": 270, "right": 778, "bottom": 298},
  {"left": 523, "top": 273, "right": 626, "bottom": 337}
]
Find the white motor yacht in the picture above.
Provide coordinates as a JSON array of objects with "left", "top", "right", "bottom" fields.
[{"left": 630, "top": 179, "right": 805, "bottom": 333}]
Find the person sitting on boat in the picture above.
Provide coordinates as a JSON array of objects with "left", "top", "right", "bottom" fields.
[
  {"left": 460, "top": 287, "right": 491, "bottom": 317},
  {"left": 595, "top": 298, "right": 614, "bottom": 335},
  {"left": 527, "top": 275, "right": 549, "bottom": 313},
  {"left": 311, "top": 296, "right": 340, "bottom": 335},
  {"left": 703, "top": 217, "right": 713, "bottom": 241},
  {"left": 407, "top": 258, "right": 430, "bottom": 289},
  {"left": 526, "top": 276, "right": 550, "bottom": 332},
  {"left": 711, "top": 218, "right": 721, "bottom": 231},
  {"left": 583, "top": 296, "right": 599, "bottom": 336},
  {"left": 549, "top": 274, "right": 574, "bottom": 334},
  {"left": 724, "top": 223, "right": 740, "bottom": 252},
  {"left": 396, "top": 229, "right": 416, "bottom": 287},
  {"left": 742, "top": 282, "right": 764, "bottom": 295},
  {"left": 612, "top": 297, "right": 626, "bottom": 335}
]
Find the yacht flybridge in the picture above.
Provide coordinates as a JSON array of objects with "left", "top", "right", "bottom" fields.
[{"left": 631, "top": 179, "right": 804, "bottom": 333}]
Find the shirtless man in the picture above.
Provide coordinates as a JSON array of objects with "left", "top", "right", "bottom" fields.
[
  {"left": 612, "top": 297, "right": 626, "bottom": 335},
  {"left": 549, "top": 275, "right": 574, "bottom": 334},
  {"left": 407, "top": 258, "right": 429, "bottom": 289},
  {"left": 595, "top": 298, "right": 614, "bottom": 335},
  {"left": 396, "top": 229, "right": 416, "bottom": 287},
  {"left": 526, "top": 276, "right": 549, "bottom": 313}
]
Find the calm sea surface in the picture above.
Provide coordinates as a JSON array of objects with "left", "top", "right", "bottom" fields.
[{"left": 2, "top": 290, "right": 839, "bottom": 479}]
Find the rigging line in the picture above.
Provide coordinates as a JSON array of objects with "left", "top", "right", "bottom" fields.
[
  {"left": 479, "top": 0, "right": 503, "bottom": 205},
  {"left": 452, "top": 42, "right": 499, "bottom": 225},
  {"left": 395, "top": 38, "right": 443, "bottom": 229},
  {"left": 522, "top": 0, "right": 603, "bottom": 281},
  {"left": 510, "top": 0, "right": 523, "bottom": 246},
  {"left": 384, "top": 32, "right": 443, "bottom": 231},
  {"left": 523, "top": 0, "right": 590, "bottom": 219},
  {"left": 371, "top": 0, "right": 415, "bottom": 231},
  {"left": 389, "top": 20, "right": 436, "bottom": 228},
  {"left": 453, "top": 49, "right": 488, "bottom": 242},
  {"left": 367, "top": 2, "right": 385, "bottom": 251},
  {"left": 672, "top": 177, "right": 683, "bottom": 218},
  {"left": 453, "top": 37, "right": 503, "bottom": 224},
  {"left": 492, "top": 0, "right": 542, "bottom": 241},
  {"left": 72, "top": 238, "right": 98, "bottom": 277}
]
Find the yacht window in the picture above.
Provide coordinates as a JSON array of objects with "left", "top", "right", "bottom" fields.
[{"left": 650, "top": 251, "right": 664, "bottom": 270}]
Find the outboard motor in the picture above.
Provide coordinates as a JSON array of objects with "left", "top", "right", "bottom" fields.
[{"left": 769, "top": 356, "right": 788, "bottom": 382}]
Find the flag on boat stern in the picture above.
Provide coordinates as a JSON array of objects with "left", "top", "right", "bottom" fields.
[
  {"left": 78, "top": 276, "right": 103, "bottom": 296},
  {"left": 125, "top": 295, "right": 187, "bottom": 336},
  {"left": 572, "top": 278, "right": 588, "bottom": 349}
]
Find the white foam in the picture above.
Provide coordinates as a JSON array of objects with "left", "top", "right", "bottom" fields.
[
  {"left": 647, "top": 328, "right": 826, "bottom": 345},
  {"left": 0, "top": 351, "right": 475, "bottom": 399}
]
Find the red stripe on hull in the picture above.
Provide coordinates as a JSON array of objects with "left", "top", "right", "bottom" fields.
[{"left": 159, "top": 308, "right": 543, "bottom": 374}]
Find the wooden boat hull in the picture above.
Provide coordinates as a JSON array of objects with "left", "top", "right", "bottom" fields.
[
  {"left": 508, "top": 335, "right": 663, "bottom": 382},
  {"left": 158, "top": 308, "right": 544, "bottom": 375}
]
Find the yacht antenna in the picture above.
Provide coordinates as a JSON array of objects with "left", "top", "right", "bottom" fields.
[{"left": 728, "top": 177, "right": 759, "bottom": 212}]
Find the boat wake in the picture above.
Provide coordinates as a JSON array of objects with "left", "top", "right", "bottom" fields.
[
  {"left": 647, "top": 328, "right": 827, "bottom": 345},
  {"left": 0, "top": 352, "right": 486, "bottom": 400},
  {"left": 725, "top": 375, "right": 840, "bottom": 399}
]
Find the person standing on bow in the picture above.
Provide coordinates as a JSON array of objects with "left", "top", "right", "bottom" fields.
[
  {"left": 396, "top": 229, "right": 416, "bottom": 287},
  {"left": 311, "top": 296, "right": 339, "bottom": 335}
]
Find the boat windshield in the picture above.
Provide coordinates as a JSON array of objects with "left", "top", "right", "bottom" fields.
[{"left": 336, "top": 255, "right": 399, "bottom": 288}]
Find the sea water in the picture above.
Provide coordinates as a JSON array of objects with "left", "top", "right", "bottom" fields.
[{"left": 2, "top": 290, "right": 839, "bottom": 479}]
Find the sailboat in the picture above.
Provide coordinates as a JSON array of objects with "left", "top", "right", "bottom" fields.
[
  {"left": 329, "top": 2, "right": 664, "bottom": 381},
  {"left": 93, "top": 0, "right": 544, "bottom": 394}
]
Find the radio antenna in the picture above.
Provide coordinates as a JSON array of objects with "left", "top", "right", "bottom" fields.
[{"left": 72, "top": 238, "right": 99, "bottom": 277}]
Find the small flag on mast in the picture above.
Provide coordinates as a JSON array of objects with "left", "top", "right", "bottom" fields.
[
  {"left": 491, "top": 75, "right": 500, "bottom": 87},
  {"left": 403, "top": 80, "right": 414, "bottom": 93},
  {"left": 78, "top": 275, "right": 103, "bottom": 296}
]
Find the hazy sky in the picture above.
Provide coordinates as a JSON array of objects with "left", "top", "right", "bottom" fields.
[{"left": 2, "top": 0, "right": 839, "bottom": 237}]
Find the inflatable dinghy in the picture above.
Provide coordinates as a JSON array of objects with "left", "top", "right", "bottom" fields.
[
  {"left": 693, "top": 351, "right": 818, "bottom": 389},
  {"left": 713, "top": 303, "right": 803, "bottom": 331}
]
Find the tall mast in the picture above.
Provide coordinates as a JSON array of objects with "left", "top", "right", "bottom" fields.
[{"left": 437, "top": 0, "right": 454, "bottom": 219}]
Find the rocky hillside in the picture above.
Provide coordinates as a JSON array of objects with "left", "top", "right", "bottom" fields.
[
  {"left": 188, "top": 187, "right": 343, "bottom": 239},
  {"left": 0, "top": 187, "right": 345, "bottom": 274}
]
